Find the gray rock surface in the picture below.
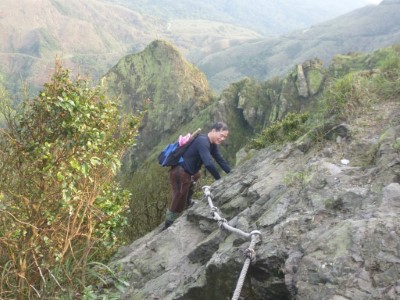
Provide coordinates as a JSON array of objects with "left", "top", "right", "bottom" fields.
[{"left": 108, "top": 101, "right": 400, "bottom": 299}]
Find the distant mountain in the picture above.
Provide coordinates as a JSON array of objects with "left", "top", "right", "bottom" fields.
[
  {"left": 0, "top": 0, "right": 373, "bottom": 95},
  {"left": 106, "top": 0, "right": 370, "bottom": 36},
  {"left": 197, "top": 0, "right": 400, "bottom": 91},
  {"left": 0, "top": 0, "right": 164, "bottom": 94}
]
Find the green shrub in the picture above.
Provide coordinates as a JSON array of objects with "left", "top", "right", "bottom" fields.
[
  {"left": 373, "top": 46, "right": 400, "bottom": 99},
  {"left": 0, "top": 61, "right": 141, "bottom": 299},
  {"left": 248, "top": 112, "right": 309, "bottom": 149},
  {"left": 379, "top": 45, "right": 400, "bottom": 77}
]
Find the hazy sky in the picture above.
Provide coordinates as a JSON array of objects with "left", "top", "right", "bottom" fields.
[{"left": 366, "top": 0, "right": 382, "bottom": 4}]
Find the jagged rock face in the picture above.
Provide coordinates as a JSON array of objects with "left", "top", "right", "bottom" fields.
[
  {"left": 104, "top": 41, "right": 328, "bottom": 172},
  {"left": 232, "top": 59, "right": 325, "bottom": 132},
  {"left": 108, "top": 97, "right": 400, "bottom": 299},
  {"left": 103, "top": 40, "right": 213, "bottom": 170}
]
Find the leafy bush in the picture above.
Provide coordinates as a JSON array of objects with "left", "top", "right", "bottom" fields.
[
  {"left": 0, "top": 61, "right": 141, "bottom": 299},
  {"left": 248, "top": 112, "right": 309, "bottom": 149}
]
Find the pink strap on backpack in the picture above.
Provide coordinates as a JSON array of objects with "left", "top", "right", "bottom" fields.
[{"left": 178, "top": 133, "right": 191, "bottom": 146}]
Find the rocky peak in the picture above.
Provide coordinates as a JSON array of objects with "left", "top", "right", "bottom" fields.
[{"left": 103, "top": 40, "right": 213, "bottom": 171}]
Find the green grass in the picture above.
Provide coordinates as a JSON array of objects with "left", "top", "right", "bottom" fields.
[{"left": 247, "top": 45, "right": 400, "bottom": 152}]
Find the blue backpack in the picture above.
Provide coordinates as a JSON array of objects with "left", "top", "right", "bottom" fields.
[{"left": 158, "top": 129, "right": 201, "bottom": 167}]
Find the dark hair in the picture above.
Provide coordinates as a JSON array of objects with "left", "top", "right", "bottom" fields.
[{"left": 211, "top": 121, "right": 228, "bottom": 131}]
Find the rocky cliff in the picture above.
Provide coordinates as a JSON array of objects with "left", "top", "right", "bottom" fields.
[
  {"left": 103, "top": 68, "right": 400, "bottom": 298},
  {"left": 104, "top": 40, "right": 330, "bottom": 171},
  {"left": 103, "top": 40, "right": 214, "bottom": 171}
]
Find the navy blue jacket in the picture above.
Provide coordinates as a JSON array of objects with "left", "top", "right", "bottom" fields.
[{"left": 180, "top": 134, "right": 230, "bottom": 179}]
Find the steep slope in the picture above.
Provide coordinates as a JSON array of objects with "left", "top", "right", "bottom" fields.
[
  {"left": 103, "top": 40, "right": 214, "bottom": 171},
  {"left": 104, "top": 47, "right": 400, "bottom": 299},
  {"left": 104, "top": 42, "right": 328, "bottom": 172},
  {"left": 198, "top": 0, "right": 400, "bottom": 91}
]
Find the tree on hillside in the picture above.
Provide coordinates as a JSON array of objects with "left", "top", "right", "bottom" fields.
[{"left": 0, "top": 61, "right": 141, "bottom": 299}]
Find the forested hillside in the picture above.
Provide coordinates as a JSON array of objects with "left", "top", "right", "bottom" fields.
[{"left": 0, "top": 0, "right": 375, "bottom": 95}]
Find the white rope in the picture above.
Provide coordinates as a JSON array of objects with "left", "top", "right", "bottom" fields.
[
  {"left": 231, "top": 235, "right": 260, "bottom": 300},
  {"left": 202, "top": 186, "right": 262, "bottom": 300}
]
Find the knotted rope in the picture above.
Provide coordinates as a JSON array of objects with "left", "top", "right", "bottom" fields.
[{"left": 202, "top": 186, "right": 262, "bottom": 300}]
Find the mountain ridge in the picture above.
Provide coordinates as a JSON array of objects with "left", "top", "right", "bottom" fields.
[
  {"left": 197, "top": 0, "right": 400, "bottom": 91},
  {"left": 0, "top": 0, "right": 376, "bottom": 95}
]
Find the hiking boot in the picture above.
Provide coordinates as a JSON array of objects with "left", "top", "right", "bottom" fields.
[
  {"left": 186, "top": 199, "right": 197, "bottom": 209},
  {"left": 162, "top": 219, "right": 174, "bottom": 231}
]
